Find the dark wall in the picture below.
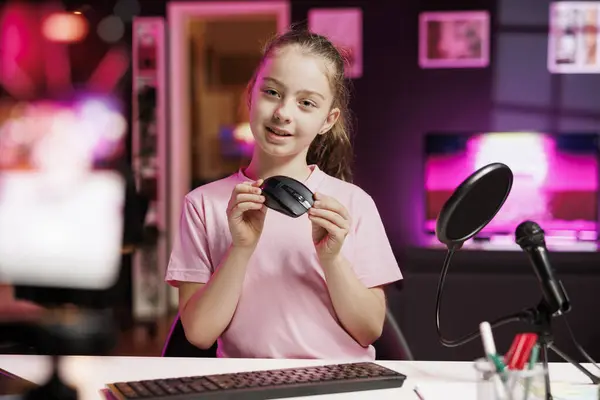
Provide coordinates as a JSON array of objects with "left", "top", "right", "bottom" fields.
[{"left": 399, "top": 248, "right": 600, "bottom": 363}]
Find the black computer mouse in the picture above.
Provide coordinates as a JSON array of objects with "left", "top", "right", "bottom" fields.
[{"left": 260, "top": 175, "right": 314, "bottom": 218}]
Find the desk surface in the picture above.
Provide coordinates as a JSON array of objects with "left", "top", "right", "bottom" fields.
[{"left": 0, "top": 355, "right": 596, "bottom": 400}]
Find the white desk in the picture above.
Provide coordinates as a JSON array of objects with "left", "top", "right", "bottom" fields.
[{"left": 0, "top": 355, "right": 596, "bottom": 399}]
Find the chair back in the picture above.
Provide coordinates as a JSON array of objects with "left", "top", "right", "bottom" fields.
[
  {"left": 161, "top": 313, "right": 217, "bottom": 357},
  {"left": 374, "top": 308, "right": 414, "bottom": 360}
]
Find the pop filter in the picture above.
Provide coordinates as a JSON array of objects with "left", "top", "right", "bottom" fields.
[
  {"left": 434, "top": 163, "right": 521, "bottom": 348},
  {"left": 436, "top": 162, "right": 514, "bottom": 249}
]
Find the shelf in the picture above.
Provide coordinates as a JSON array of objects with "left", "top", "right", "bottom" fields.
[{"left": 131, "top": 17, "right": 170, "bottom": 321}]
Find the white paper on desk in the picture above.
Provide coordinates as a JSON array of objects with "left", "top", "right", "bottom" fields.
[
  {"left": 534, "top": 382, "right": 599, "bottom": 400},
  {"left": 414, "top": 383, "right": 477, "bottom": 400},
  {"left": 414, "top": 382, "right": 598, "bottom": 400}
]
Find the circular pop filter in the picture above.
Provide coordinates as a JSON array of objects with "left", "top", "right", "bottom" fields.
[{"left": 435, "top": 163, "right": 513, "bottom": 248}]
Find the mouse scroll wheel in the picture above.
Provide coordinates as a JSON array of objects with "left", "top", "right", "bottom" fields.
[
  {"left": 299, "top": 199, "right": 311, "bottom": 209},
  {"left": 283, "top": 186, "right": 311, "bottom": 209}
]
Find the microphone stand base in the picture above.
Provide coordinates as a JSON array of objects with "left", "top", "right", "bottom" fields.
[{"left": 520, "top": 302, "right": 600, "bottom": 400}]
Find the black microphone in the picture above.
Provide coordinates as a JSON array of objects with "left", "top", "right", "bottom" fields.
[
  {"left": 515, "top": 220, "right": 571, "bottom": 315},
  {"left": 515, "top": 221, "right": 571, "bottom": 314}
]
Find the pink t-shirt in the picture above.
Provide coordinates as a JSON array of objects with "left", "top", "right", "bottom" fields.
[{"left": 165, "top": 165, "right": 402, "bottom": 360}]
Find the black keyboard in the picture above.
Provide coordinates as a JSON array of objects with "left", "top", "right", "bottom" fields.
[{"left": 105, "top": 362, "right": 407, "bottom": 399}]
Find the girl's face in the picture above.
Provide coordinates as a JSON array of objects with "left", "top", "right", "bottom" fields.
[{"left": 248, "top": 45, "right": 340, "bottom": 160}]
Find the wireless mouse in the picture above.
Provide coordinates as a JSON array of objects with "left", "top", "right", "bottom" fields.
[{"left": 260, "top": 175, "right": 314, "bottom": 218}]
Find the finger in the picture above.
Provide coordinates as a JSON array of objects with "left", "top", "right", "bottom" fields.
[
  {"left": 234, "top": 193, "right": 265, "bottom": 205},
  {"left": 308, "top": 214, "right": 344, "bottom": 239},
  {"left": 251, "top": 178, "right": 264, "bottom": 187},
  {"left": 308, "top": 208, "right": 349, "bottom": 231},
  {"left": 234, "top": 182, "right": 262, "bottom": 195},
  {"left": 230, "top": 202, "right": 265, "bottom": 219},
  {"left": 313, "top": 193, "right": 339, "bottom": 210},
  {"left": 313, "top": 193, "right": 351, "bottom": 220},
  {"left": 229, "top": 183, "right": 258, "bottom": 211}
]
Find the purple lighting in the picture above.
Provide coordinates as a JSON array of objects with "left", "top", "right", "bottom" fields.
[{"left": 425, "top": 132, "right": 599, "bottom": 242}]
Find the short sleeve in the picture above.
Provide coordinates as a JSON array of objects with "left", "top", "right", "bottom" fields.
[
  {"left": 165, "top": 196, "right": 213, "bottom": 287},
  {"left": 350, "top": 194, "right": 403, "bottom": 288}
]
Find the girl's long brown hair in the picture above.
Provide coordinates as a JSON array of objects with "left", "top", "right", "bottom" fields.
[{"left": 246, "top": 28, "right": 354, "bottom": 182}]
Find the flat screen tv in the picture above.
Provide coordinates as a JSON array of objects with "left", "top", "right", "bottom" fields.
[{"left": 424, "top": 132, "right": 599, "bottom": 243}]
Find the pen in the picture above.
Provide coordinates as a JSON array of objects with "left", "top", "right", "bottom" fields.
[
  {"left": 413, "top": 385, "right": 425, "bottom": 400},
  {"left": 480, "top": 321, "right": 497, "bottom": 355},
  {"left": 479, "top": 321, "right": 509, "bottom": 399},
  {"left": 505, "top": 333, "right": 538, "bottom": 370},
  {"left": 523, "top": 344, "right": 540, "bottom": 400},
  {"left": 480, "top": 322, "right": 507, "bottom": 379},
  {"left": 529, "top": 344, "right": 540, "bottom": 368},
  {"left": 489, "top": 353, "right": 508, "bottom": 382}
]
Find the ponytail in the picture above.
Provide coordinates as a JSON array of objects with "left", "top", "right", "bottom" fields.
[{"left": 307, "top": 112, "right": 353, "bottom": 182}]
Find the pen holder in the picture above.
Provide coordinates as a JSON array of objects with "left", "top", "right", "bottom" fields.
[{"left": 474, "top": 357, "right": 548, "bottom": 400}]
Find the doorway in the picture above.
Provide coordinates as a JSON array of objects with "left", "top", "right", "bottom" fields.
[
  {"left": 167, "top": 1, "right": 290, "bottom": 306},
  {"left": 188, "top": 16, "right": 278, "bottom": 187}
]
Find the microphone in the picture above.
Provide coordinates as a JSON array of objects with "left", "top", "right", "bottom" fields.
[{"left": 515, "top": 220, "right": 571, "bottom": 315}]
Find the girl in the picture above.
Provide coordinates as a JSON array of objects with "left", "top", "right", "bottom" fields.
[{"left": 166, "top": 29, "right": 402, "bottom": 360}]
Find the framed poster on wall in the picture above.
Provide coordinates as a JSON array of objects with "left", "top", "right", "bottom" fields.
[
  {"left": 308, "top": 8, "right": 363, "bottom": 78},
  {"left": 419, "top": 11, "right": 490, "bottom": 69},
  {"left": 548, "top": 1, "right": 600, "bottom": 73}
]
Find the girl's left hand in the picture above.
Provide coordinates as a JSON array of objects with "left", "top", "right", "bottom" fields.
[{"left": 308, "top": 192, "right": 351, "bottom": 261}]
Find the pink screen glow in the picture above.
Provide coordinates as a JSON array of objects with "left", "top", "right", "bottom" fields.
[{"left": 424, "top": 132, "right": 599, "bottom": 236}]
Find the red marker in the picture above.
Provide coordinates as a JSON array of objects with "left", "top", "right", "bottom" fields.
[{"left": 504, "top": 333, "right": 538, "bottom": 370}]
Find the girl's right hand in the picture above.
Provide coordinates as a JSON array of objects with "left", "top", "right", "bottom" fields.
[{"left": 227, "top": 179, "right": 267, "bottom": 249}]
